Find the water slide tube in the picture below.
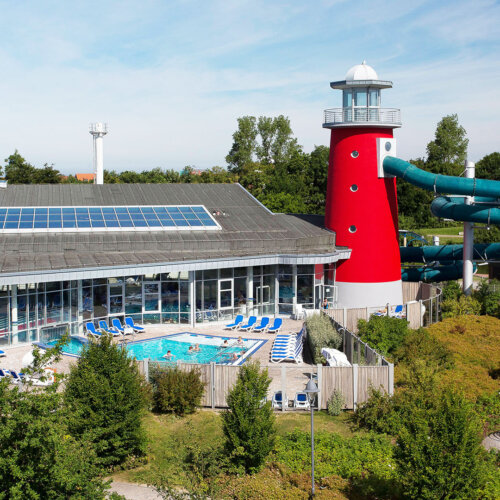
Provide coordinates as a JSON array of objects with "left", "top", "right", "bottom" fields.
[{"left": 383, "top": 156, "right": 500, "bottom": 280}]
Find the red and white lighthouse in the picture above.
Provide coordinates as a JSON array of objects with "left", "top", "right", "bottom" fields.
[{"left": 324, "top": 62, "right": 403, "bottom": 308}]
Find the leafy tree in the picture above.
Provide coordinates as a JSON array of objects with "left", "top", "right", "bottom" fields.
[
  {"left": 476, "top": 152, "right": 500, "bottom": 181},
  {"left": 0, "top": 340, "right": 110, "bottom": 499},
  {"left": 226, "top": 116, "right": 258, "bottom": 173},
  {"left": 395, "top": 389, "right": 496, "bottom": 500},
  {"left": 473, "top": 224, "right": 500, "bottom": 243},
  {"left": 222, "top": 362, "right": 276, "bottom": 473},
  {"left": 442, "top": 280, "right": 462, "bottom": 301},
  {"left": 4, "top": 150, "right": 37, "bottom": 184},
  {"left": 33, "top": 163, "right": 62, "bottom": 183},
  {"left": 441, "top": 295, "right": 481, "bottom": 318},
  {"left": 396, "top": 158, "right": 435, "bottom": 228},
  {"left": 64, "top": 334, "right": 149, "bottom": 468},
  {"left": 426, "top": 114, "right": 468, "bottom": 176}
]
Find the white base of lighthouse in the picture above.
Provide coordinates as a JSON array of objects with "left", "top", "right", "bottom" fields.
[{"left": 336, "top": 280, "right": 403, "bottom": 309}]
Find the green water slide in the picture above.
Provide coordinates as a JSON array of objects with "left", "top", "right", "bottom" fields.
[{"left": 383, "top": 156, "right": 500, "bottom": 281}]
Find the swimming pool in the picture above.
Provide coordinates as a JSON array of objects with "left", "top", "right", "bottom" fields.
[{"left": 46, "top": 332, "right": 266, "bottom": 365}]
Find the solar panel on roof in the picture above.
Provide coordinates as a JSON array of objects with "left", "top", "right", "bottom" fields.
[{"left": 0, "top": 205, "right": 219, "bottom": 233}]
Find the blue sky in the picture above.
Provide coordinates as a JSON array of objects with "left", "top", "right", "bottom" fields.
[{"left": 0, "top": 0, "right": 498, "bottom": 174}]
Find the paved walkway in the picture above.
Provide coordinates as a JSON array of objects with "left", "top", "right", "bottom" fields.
[{"left": 109, "top": 481, "right": 163, "bottom": 499}]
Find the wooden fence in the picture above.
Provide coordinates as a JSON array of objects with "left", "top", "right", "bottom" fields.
[
  {"left": 139, "top": 359, "right": 393, "bottom": 411},
  {"left": 326, "top": 282, "right": 442, "bottom": 332}
]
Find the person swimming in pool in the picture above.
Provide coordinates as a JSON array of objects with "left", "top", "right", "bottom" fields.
[
  {"left": 163, "top": 350, "right": 175, "bottom": 360},
  {"left": 192, "top": 343, "right": 201, "bottom": 352},
  {"left": 237, "top": 336, "right": 244, "bottom": 345},
  {"left": 221, "top": 339, "right": 229, "bottom": 348},
  {"left": 187, "top": 345, "right": 194, "bottom": 354},
  {"left": 231, "top": 352, "right": 239, "bottom": 361}
]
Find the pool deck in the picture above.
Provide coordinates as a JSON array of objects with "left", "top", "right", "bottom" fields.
[{"left": 1, "top": 317, "right": 308, "bottom": 375}]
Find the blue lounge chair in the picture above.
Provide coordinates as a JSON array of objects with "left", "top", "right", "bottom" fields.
[
  {"left": 294, "top": 392, "right": 310, "bottom": 410},
  {"left": 125, "top": 317, "right": 145, "bottom": 333},
  {"left": 391, "top": 304, "right": 405, "bottom": 318},
  {"left": 267, "top": 318, "right": 283, "bottom": 334},
  {"left": 0, "top": 368, "right": 9, "bottom": 378},
  {"left": 9, "top": 370, "right": 25, "bottom": 383},
  {"left": 111, "top": 318, "right": 126, "bottom": 334},
  {"left": 252, "top": 317, "right": 270, "bottom": 332},
  {"left": 0, "top": 350, "right": 5, "bottom": 357},
  {"left": 85, "top": 322, "right": 101, "bottom": 338},
  {"left": 271, "top": 391, "right": 288, "bottom": 409},
  {"left": 239, "top": 316, "right": 257, "bottom": 331},
  {"left": 224, "top": 314, "right": 244, "bottom": 330},
  {"left": 98, "top": 320, "right": 120, "bottom": 337}
]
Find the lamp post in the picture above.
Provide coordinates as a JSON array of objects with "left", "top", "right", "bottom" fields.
[{"left": 304, "top": 377, "right": 319, "bottom": 498}]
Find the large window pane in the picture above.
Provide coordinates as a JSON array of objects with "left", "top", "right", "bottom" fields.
[
  {"left": 297, "top": 275, "right": 313, "bottom": 306},
  {"left": 343, "top": 89, "right": 352, "bottom": 107},
  {"left": 125, "top": 280, "right": 142, "bottom": 315},
  {"left": 93, "top": 286, "right": 107, "bottom": 319},
  {"left": 354, "top": 88, "right": 367, "bottom": 106}
]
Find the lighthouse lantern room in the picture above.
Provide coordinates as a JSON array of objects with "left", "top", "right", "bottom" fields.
[{"left": 323, "top": 62, "right": 403, "bottom": 309}]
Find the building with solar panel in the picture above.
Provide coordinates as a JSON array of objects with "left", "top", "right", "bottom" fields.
[{"left": 0, "top": 182, "right": 350, "bottom": 347}]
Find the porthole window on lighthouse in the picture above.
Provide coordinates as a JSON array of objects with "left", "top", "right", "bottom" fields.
[
  {"left": 349, "top": 225, "right": 357, "bottom": 233},
  {"left": 350, "top": 184, "right": 358, "bottom": 192},
  {"left": 385, "top": 141, "right": 392, "bottom": 152},
  {"left": 351, "top": 150, "right": 359, "bottom": 158}
]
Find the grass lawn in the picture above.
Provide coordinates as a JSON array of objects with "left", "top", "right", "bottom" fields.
[
  {"left": 113, "top": 409, "right": 358, "bottom": 489},
  {"left": 415, "top": 226, "right": 464, "bottom": 243}
]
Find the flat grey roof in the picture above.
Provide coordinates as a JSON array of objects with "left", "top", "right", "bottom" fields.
[{"left": 0, "top": 183, "right": 348, "bottom": 278}]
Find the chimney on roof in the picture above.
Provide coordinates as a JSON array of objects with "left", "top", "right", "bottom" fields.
[{"left": 89, "top": 123, "right": 108, "bottom": 185}]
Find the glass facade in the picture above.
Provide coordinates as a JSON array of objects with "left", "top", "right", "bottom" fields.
[{"left": 0, "top": 262, "right": 337, "bottom": 348}]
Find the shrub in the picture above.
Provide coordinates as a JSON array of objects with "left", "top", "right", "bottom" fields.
[
  {"left": 395, "top": 389, "right": 498, "bottom": 500},
  {"left": 353, "top": 387, "right": 403, "bottom": 435},
  {"left": 474, "top": 279, "right": 500, "bottom": 318},
  {"left": 275, "top": 429, "right": 395, "bottom": 484},
  {"left": 327, "top": 389, "right": 345, "bottom": 416},
  {"left": 222, "top": 362, "right": 276, "bottom": 473},
  {"left": 441, "top": 295, "right": 481, "bottom": 318},
  {"left": 305, "top": 313, "right": 341, "bottom": 364},
  {"left": 442, "top": 280, "right": 462, "bottom": 301},
  {"left": 151, "top": 366, "right": 205, "bottom": 416},
  {"left": 64, "top": 334, "right": 149, "bottom": 468},
  {"left": 394, "top": 328, "right": 453, "bottom": 372},
  {"left": 357, "top": 315, "right": 410, "bottom": 356}
]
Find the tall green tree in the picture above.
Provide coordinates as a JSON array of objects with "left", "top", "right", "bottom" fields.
[
  {"left": 395, "top": 389, "right": 495, "bottom": 500},
  {"left": 0, "top": 341, "right": 110, "bottom": 499},
  {"left": 426, "top": 114, "right": 468, "bottom": 176},
  {"left": 222, "top": 362, "right": 276, "bottom": 473},
  {"left": 4, "top": 150, "right": 37, "bottom": 184},
  {"left": 64, "top": 335, "right": 149, "bottom": 468},
  {"left": 225, "top": 116, "right": 258, "bottom": 173},
  {"left": 476, "top": 152, "right": 500, "bottom": 181}
]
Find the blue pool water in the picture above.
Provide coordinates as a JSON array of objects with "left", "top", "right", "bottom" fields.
[{"left": 47, "top": 333, "right": 265, "bottom": 365}]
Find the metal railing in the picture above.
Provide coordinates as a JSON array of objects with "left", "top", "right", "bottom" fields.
[{"left": 323, "top": 107, "right": 401, "bottom": 127}]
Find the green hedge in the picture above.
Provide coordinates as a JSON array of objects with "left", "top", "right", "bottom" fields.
[{"left": 305, "top": 313, "right": 341, "bottom": 364}]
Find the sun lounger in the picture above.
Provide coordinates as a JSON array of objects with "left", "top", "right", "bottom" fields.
[
  {"left": 98, "top": 320, "right": 121, "bottom": 337},
  {"left": 224, "top": 314, "right": 244, "bottom": 330},
  {"left": 9, "top": 370, "right": 25, "bottom": 383},
  {"left": 294, "top": 392, "right": 310, "bottom": 410},
  {"left": 239, "top": 316, "right": 257, "bottom": 331},
  {"left": 125, "top": 317, "right": 145, "bottom": 333},
  {"left": 0, "top": 350, "right": 5, "bottom": 357},
  {"left": 111, "top": 318, "right": 127, "bottom": 334},
  {"left": 267, "top": 318, "right": 282, "bottom": 334},
  {"left": 272, "top": 391, "right": 288, "bottom": 409},
  {"left": 252, "top": 317, "right": 270, "bottom": 332},
  {"left": 85, "top": 322, "right": 101, "bottom": 338}
]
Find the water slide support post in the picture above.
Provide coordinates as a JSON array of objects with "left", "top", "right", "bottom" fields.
[{"left": 463, "top": 161, "right": 475, "bottom": 295}]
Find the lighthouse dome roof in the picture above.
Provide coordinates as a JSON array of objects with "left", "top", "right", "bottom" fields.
[{"left": 345, "top": 61, "right": 378, "bottom": 81}]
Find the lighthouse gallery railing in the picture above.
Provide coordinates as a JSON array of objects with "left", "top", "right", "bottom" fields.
[{"left": 324, "top": 107, "right": 401, "bottom": 126}]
